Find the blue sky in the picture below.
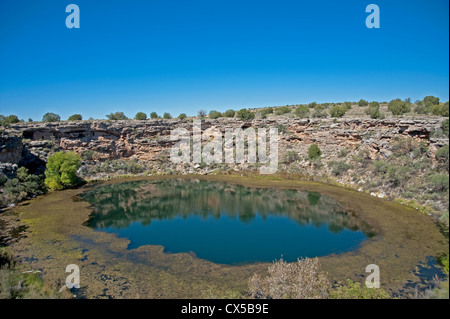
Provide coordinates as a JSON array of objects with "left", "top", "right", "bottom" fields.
[{"left": 0, "top": 0, "right": 448, "bottom": 120}]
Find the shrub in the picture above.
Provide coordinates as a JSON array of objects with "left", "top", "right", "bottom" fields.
[
  {"left": 372, "top": 160, "right": 388, "bottom": 174},
  {"left": 283, "top": 150, "right": 300, "bottom": 164},
  {"left": 163, "top": 112, "right": 172, "bottom": 119},
  {"left": 274, "top": 106, "right": 291, "bottom": 115},
  {"left": 42, "top": 112, "right": 61, "bottom": 122},
  {"left": 330, "top": 279, "right": 390, "bottom": 299},
  {"left": 329, "top": 161, "right": 351, "bottom": 176},
  {"left": 247, "top": 257, "right": 330, "bottom": 299},
  {"left": 44, "top": 151, "right": 82, "bottom": 190},
  {"left": 366, "top": 102, "right": 381, "bottom": 119},
  {"left": 432, "top": 102, "right": 449, "bottom": 116},
  {"left": 308, "top": 102, "right": 318, "bottom": 108},
  {"left": 311, "top": 104, "right": 327, "bottom": 118},
  {"left": 261, "top": 107, "right": 273, "bottom": 117},
  {"left": 67, "top": 114, "right": 82, "bottom": 121},
  {"left": 358, "top": 99, "right": 369, "bottom": 107},
  {"left": 178, "top": 113, "right": 187, "bottom": 120},
  {"left": 388, "top": 99, "right": 411, "bottom": 116},
  {"left": 106, "top": 112, "right": 128, "bottom": 120},
  {"left": 438, "top": 254, "right": 449, "bottom": 275},
  {"left": 295, "top": 105, "right": 310, "bottom": 118},
  {"left": 329, "top": 105, "right": 347, "bottom": 118},
  {"left": 208, "top": 110, "right": 221, "bottom": 119},
  {"left": 223, "top": 109, "right": 235, "bottom": 117},
  {"left": 343, "top": 102, "right": 352, "bottom": 110},
  {"left": 308, "top": 144, "right": 322, "bottom": 160},
  {"left": 150, "top": 112, "right": 158, "bottom": 119},
  {"left": 429, "top": 174, "right": 449, "bottom": 192},
  {"left": 134, "top": 112, "right": 147, "bottom": 120},
  {"left": 1, "top": 167, "right": 46, "bottom": 205},
  {"left": 277, "top": 124, "right": 288, "bottom": 134},
  {"left": 81, "top": 150, "right": 96, "bottom": 161},
  {"left": 442, "top": 119, "right": 449, "bottom": 137},
  {"left": 435, "top": 145, "right": 449, "bottom": 163},
  {"left": 236, "top": 109, "right": 255, "bottom": 120},
  {"left": 423, "top": 95, "right": 440, "bottom": 106},
  {"left": 414, "top": 102, "right": 432, "bottom": 114},
  {"left": 0, "top": 115, "right": 20, "bottom": 126}
]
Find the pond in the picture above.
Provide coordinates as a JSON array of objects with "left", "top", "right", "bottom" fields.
[{"left": 82, "top": 179, "right": 374, "bottom": 265}]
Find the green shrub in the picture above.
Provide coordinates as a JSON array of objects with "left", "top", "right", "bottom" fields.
[
  {"left": 223, "top": 109, "right": 235, "bottom": 117},
  {"left": 429, "top": 174, "right": 449, "bottom": 192},
  {"left": 81, "top": 150, "right": 96, "bottom": 161},
  {"left": 329, "top": 161, "right": 351, "bottom": 176},
  {"left": 106, "top": 112, "right": 128, "bottom": 120},
  {"left": 423, "top": 95, "right": 440, "bottom": 106},
  {"left": 414, "top": 102, "right": 432, "bottom": 114},
  {"left": 295, "top": 105, "right": 310, "bottom": 118},
  {"left": 44, "top": 151, "right": 82, "bottom": 190},
  {"left": 366, "top": 102, "right": 381, "bottom": 119},
  {"left": 67, "top": 114, "right": 82, "bottom": 121},
  {"left": 330, "top": 279, "right": 390, "bottom": 299},
  {"left": 308, "top": 102, "right": 318, "bottom": 108},
  {"left": 150, "top": 112, "right": 158, "bottom": 119},
  {"left": 134, "top": 112, "right": 147, "bottom": 120},
  {"left": 283, "top": 150, "right": 300, "bottom": 164},
  {"left": 1, "top": 167, "right": 46, "bottom": 205},
  {"left": 329, "top": 105, "right": 347, "bottom": 118},
  {"left": 358, "top": 99, "right": 369, "bottom": 107},
  {"left": 442, "top": 119, "right": 449, "bottom": 137},
  {"left": 343, "top": 102, "right": 352, "bottom": 110},
  {"left": 236, "top": 109, "right": 255, "bottom": 120},
  {"left": 261, "top": 107, "right": 273, "bottom": 116},
  {"left": 0, "top": 115, "right": 20, "bottom": 126},
  {"left": 163, "top": 112, "right": 172, "bottom": 119},
  {"left": 42, "top": 112, "right": 61, "bottom": 122},
  {"left": 372, "top": 160, "right": 388, "bottom": 174},
  {"left": 208, "top": 110, "right": 221, "bottom": 119},
  {"left": 311, "top": 104, "right": 327, "bottom": 118},
  {"left": 388, "top": 99, "right": 411, "bottom": 115},
  {"left": 435, "top": 145, "right": 449, "bottom": 163},
  {"left": 178, "top": 113, "right": 187, "bottom": 120},
  {"left": 308, "top": 144, "right": 322, "bottom": 160},
  {"left": 438, "top": 254, "right": 449, "bottom": 275},
  {"left": 274, "top": 106, "right": 291, "bottom": 115}
]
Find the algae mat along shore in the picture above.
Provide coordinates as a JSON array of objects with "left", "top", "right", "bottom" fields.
[{"left": 7, "top": 174, "right": 448, "bottom": 298}]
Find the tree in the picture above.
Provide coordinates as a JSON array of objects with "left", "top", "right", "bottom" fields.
[
  {"left": 223, "top": 109, "right": 235, "bottom": 117},
  {"left": 42, "top": 112, "right": 61, "bottom": 122},
  {"left": 308, "top": 144, "right": 322, "bottom": 160},
  {"left": 106, "top": 112, "right": 128, "bottom": 120},
  {"left": 358, "top": 99, "right": 369, "bottom": 107},
  {"left": 208, "top": 110, "right": 221, "bottom": 119},
  {"left": 44, "top": 151, "right": 82, "bottom": 190},
  {"left": 423, "top": 95, "right": 440, "bottom": 106},
  {"left": 198, "top": 110, "right": 207, "bottom": 118},
  {"left": 295, "top": 105, "right": 310, "bottom": 118},
  {"left": 236, "top": 108, "right": 255, "bottom": 120},
  {"left": 178, "top": 113, "right": 187, "bottom": 120},
  {"left": 329, "top": 105, "right": 346, "bottom": 118},
  {"left": 150, "top": 112, "right": 158, "bottom": 119},
  {"left": 366, "top": 102, "right": 381, "bottom": 119},
  {"left": 134, "top": 112, "right": 147, "bottom": 120},
  {"left": 388, "top": 99, "right": 411, "bottom": 115},
  {"left": 67, "top": 114, "right": 82, "bottom": 121},
  {"left": 163, "top": 112, "right": 172, "bottom": 119},
  {"left": 0, "top": 114, "right": 20, "bottom": 126}
]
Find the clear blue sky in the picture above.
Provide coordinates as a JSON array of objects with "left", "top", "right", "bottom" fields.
[{"left": 0, "top": 0, "right": 448, "bottom": 120}]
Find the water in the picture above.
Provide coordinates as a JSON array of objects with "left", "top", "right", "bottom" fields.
[{"left": 83, "top": 179, "right": 373, "bottom": 265}]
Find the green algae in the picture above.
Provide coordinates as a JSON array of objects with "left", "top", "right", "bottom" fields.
[{"left": 8, "top": 174, "right": 448, "bottom": 298}]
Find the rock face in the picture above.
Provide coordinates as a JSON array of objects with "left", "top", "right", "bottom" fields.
[
  {"left": 0, "top": 135, "right": 23, "bottom": 164},
  {"left": 1, "top": 116, "right": 448, "bottom": 172}
]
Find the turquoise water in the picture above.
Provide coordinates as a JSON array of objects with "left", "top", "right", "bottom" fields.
[{"left": 83, "top": 179, "right": 372, "bottom": 265}]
